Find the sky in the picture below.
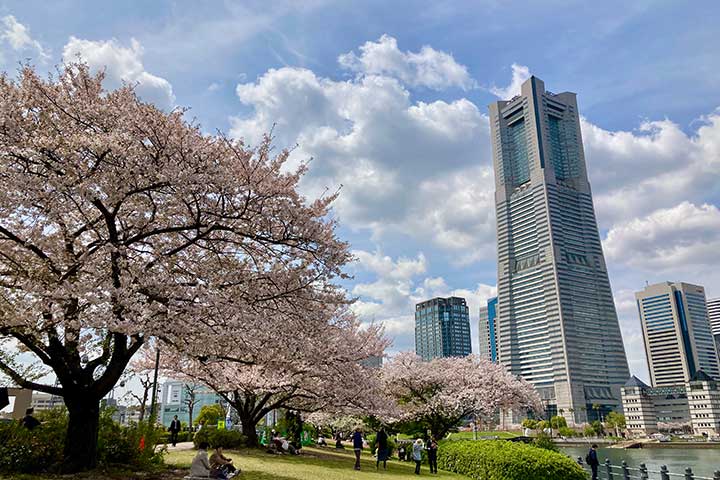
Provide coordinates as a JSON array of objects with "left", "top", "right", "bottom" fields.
[{"left": 2, "top": 0, "right": 720, "bottom": 387}]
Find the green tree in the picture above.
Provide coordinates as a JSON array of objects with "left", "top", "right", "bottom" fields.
[
  {"left": 550, "top": 416, "right": 567, "bottom": 430},
  {"left": 532, "top": 432, "right": 558, "bottom": 452},
  {"left": 590, "top": 420, "right": 604, "bottom": 436},
  {"left": 522, "top": 418, "right": 539, "bottom": 430},
  {"left": 196, "top": 404, "right": 225, "bottom": 428},
  {"left": 605, "top": 412, "right": 626, "bottom": 437}
]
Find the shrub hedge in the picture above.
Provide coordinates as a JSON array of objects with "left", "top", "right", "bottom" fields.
[
  {"left": 0, "top": 407, "right": 164, "bottom": 474},
  {"left": 437, "top": 440, "right": 586, "bottom": 480},
  {"left": 193, "top": 427, "right": 247, "bottom": 449}
]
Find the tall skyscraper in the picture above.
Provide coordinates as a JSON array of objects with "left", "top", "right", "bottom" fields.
[
  {"left": 415, "top": 296, "right": 472, "bottom": 361},
  {"left": 636, "top": 282, "right": 720, "bottom": 387},
  {"left": 489, "top": 76, "right": 630, "bottom": 422},
  {"left": 708, "top": 297, "right": 720, "bottom": 358},
  {"left": 478, "top": 297, "right": 498, "bottom": 362}
]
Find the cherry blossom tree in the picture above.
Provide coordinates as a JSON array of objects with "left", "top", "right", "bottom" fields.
[
  {"left": 161, "top": 305, "right": 389, "bottom": 447},
  {"left": 381, "top": 352, "right": 542, "bottom": 439},
  {"left": 0, "top": 64, "right": 351, "bottom": 471}
]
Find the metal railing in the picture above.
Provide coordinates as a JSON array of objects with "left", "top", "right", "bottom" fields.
[{"left": 576, "top": 457, "right": 720, "bottom": 480}]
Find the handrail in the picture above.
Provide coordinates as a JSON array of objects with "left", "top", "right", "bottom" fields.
[{"left": 575, "top": 457, "right": 720, "bottom": 480}]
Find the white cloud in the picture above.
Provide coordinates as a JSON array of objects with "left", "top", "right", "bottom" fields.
[
  {"left": 231, "top": 65, "right": 493, "bottom": 258},
  {"left": 604, "top": 202, "right": 720, "bottom": 273},
  {"left": 0, "top": 15, "right": 49, "bottom": 63},
  {"left": 62, "top": 37, "right": 175, "bottom": 110},
  {"left": 338, "top": 34, "right": 475, "bottom": 90},
  {"left": 489, "top": 63, "right": 530, "bottom": 99},
  {"left": 586, "top": 112, "right": 720, "bottom": 227}
]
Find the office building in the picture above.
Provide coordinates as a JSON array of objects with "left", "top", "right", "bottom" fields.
[
  {"left": 489, "top": 76, "right": 629, "bottom": 423},
  {"left": 415, "top": 296, "right": 472, "bottom": 361},
  {"left": 636, "top": 282, "right": 720, "bottom": 387},
  {"left": 30, "top": 391, "right": 64, "bottom": 411},
  {"left": 478, "top": 297, "right": 498, "bottom": 362},
  {"left": 709, "top": 297, "right": 720, "bottom": 357},
  {"left": 622, "top": 371, "right": 720, "bottom": 437},
  {"left": 159, "top": 380, "right": 226, "bottom": 428}
]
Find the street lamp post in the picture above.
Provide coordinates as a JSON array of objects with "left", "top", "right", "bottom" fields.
[{"left": 148, "top": 347, "right": 161, "bottom": 424}]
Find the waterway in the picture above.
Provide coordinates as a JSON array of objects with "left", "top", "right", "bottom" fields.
[{"left": 561, "top": 446, "right": 720, "bottom": 478}]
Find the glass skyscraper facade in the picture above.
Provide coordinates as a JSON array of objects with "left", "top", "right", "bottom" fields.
[
  {"left": 489, "top": 76, "right": 630, "bottom": 423},
  {"left": 415, "top": 296, "right": 472, "bottom": 361},
  {"left": 708, "top": 297, "right": 720, "bottom": 359},
  {"left": 636, "top": 282, "right": 720, "bottom": 387},
  {"left": 479, "top": 297, "right": 498, "bottom": 362}
]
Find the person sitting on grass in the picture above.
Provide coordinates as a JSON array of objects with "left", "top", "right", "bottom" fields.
[
  {"left": 190, "top": 442, "right": 212, "bottom": 478},
  {"left": 210, "top": 446, "right": 239, "bottom": 478}
]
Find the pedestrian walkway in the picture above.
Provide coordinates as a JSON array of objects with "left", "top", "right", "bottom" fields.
[{"left": 164, "top": 441, "right": 195, "bottom": 452}]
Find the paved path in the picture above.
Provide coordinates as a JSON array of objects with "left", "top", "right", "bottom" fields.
[{"left": 163, "top": 441, "right": 195, "bottom": 452}]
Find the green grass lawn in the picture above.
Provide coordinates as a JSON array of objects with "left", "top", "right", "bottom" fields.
[
  {"left": 166, "top": 446, "right": 469, "bottom": 480},
  {"left": 446, "top": 430, "right": 518, "bottom": 440}
]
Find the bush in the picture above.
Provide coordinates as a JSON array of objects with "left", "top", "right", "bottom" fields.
[
  {"left": 0, "top": 407, "right": 164, "bottom": 474},
  {"left": 558, "top": 427, "right": 578, "bottom": 438},
  {"left": 438, "top": 440, "right": 586, "bottom": 480},
  {"left": 366, "top": 433, "right": 397, "bottom": 457},
  {"left": 158, "top": 430, "right": 195, "bottom": 444},
  {"left": 193, "top": 427, "right": 247, "bottom": 449},
  {"left": 532, "top": 432, "right": 558, "bottom": 452}
]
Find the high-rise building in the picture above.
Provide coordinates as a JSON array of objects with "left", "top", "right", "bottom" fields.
[
  {"left": 478, "top": 297, "right": 498, "bottom": 362},
  {"left": 636, "top": 282, "right": 720, "bottom": 387},
  {"left": 159, "top": 380, "right": 226, "bottom": 428},
  {"left": 415, "top": 296, "right": 472, "bottom": 361},
  {"left": 708, "top": 297, "right": 720, "bottom": 358},
  {"left": 489, "top": 76, "right": 629, "bottom": 423}
]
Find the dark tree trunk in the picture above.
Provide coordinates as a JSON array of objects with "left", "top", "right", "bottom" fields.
[
  {"left": 239, "top": 411, "right": 260, "bottom": 447},
  {"left": 63, "top": 395, "right": 101, "bottom": 472}
]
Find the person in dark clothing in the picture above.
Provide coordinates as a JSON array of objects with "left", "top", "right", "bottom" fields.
[
  {"left": 398, "top": 444, "right": 406, "bottom": 461},
  {"left": 351, "top": 427, "right": 363, "bottom": 470},
  {"left": 21, "top": 408, "right": 40, "bottom": 430},
  {"left": 427, "top": 437, "right": 438, "bottom": 474},
  {"left": 375, "top": 427, "right": 389, "bottom": 470},
  {"left": 334, "top": 432, "right": 344, "bottom": 449},
  {"left": 169, "top": 415, "right": 181, "bottom": 447},
  {"left": 586, "top": 444, "right": 600, "bottom": 480}
]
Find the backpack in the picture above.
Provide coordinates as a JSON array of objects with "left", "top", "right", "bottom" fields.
[{"left": 585, "top": 451, "right": 593, "bottom": 464}]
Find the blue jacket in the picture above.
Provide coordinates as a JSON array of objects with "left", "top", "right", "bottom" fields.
[
  {"left": 351, "top": 431, "right": 363, "bottom": 449},
  {"left": 587, "top": 448, "right": 599, "bottom": 466}
]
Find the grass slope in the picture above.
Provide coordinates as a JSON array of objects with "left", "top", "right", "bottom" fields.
[
  {"left": 166, "top": 446, "right": 469, "bottom": 480},
  {"left": 447, "top": 431, "right": 518, "bottom": 440}
]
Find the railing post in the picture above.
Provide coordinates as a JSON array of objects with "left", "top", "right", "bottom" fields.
[
  {"left": 577, "top": 456, "right": 584, "bottom": 465},
  {"left": 660, "top": 465, "right": 670, "bottom": 480},
  {"left": 606, "top": 459, "right": 614, "bottom": 480},
  {"left": 622, "top": 461, "right": 630, "bottom": 480},
  {"left": 639, "top": 463, "right": 649, "bottom": 480},
  {"left": 685, "top": 467, "right": 694, "bottom": 480},
  {"left": 714, "top": 470, "right": 720, "bottom": 480}
]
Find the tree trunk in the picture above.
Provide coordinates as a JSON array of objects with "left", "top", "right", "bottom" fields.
[
  {"left": 63, "top": 395, "right": 101, "bottom": 472},
  {"left": 239, "top": 411, "right": 260, "bottom": 447}
]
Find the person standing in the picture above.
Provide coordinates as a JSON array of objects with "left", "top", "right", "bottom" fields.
[
  {"left": 169, "top": 415, "right": 181, "bottom": 447},
  {"left": 375, "top": 427, "right": 389, "bottom": 470},
  {"left": 586, "top": 444, "right": 599, "bottom": 480},
  {"left": 351, "top": 427, "right": 364, "bottom": 470},
  {"left": 413, "top": 438, "right": 424, "bottom": 475},
  {"left": 427, "top": 437, "right": 438, "bottom": 474},
  {"left": 21, "top": 408, "right": 40, "bottom": 430}
]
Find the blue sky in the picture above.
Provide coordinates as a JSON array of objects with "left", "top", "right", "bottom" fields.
[{"left": 2, "top": 0, "right": 720, "bottom": 384}]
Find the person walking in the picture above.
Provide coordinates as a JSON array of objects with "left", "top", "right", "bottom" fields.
[
  {"left": 351, "top": 427, "right": 364, "bottom": 470},
  {"left": 169, "top": 415, "right": 181, "bottom": 447},
  {"left": 413, "top": 438, "right": 424, "bottom": 475},
  {"left": 427, "top": 437, "right": 438, "bottom": 474},
  {"left": 586, "top": 444, "right": 600, "bottom": 480},
  {"left": 375, "top": 427, "right": 389, "bottom": 470}
]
